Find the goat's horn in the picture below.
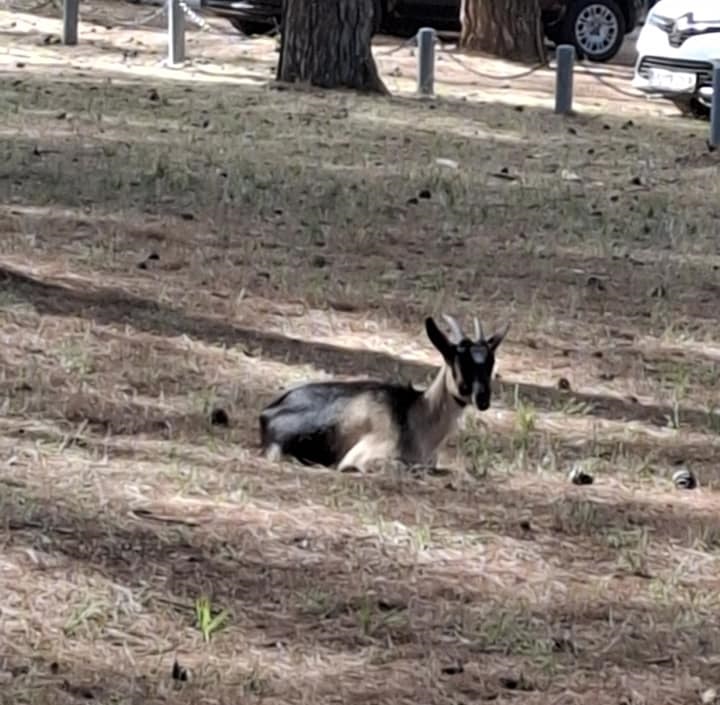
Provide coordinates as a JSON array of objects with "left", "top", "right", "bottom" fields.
[
  {"left": 473, "top": 317, "right": 484, "bottom": 341},
  {"left": 496, "top": 320, "right": 511, "bottom": 340},
  {"left": 442, "top": 314, "right": 464, "bottom": 343}
]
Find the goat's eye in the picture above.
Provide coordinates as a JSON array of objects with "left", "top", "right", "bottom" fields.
[{"left": 458, "top": 382, "right": 471, "bottom": 396}]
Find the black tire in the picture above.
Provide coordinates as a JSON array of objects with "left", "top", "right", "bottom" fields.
[
  {"left": 372, "top": 0, "right": 385, "bottom": 34},
  {"left": 559, "top": 0, "right": 626, "bottom": 63},
  {"left": 670, "top": 97, "right": 710, "bottom": 120},
  {"left": 228, "top": 17, "right": 276, "bottom": 36},
  {"left": 544, "top": 21, "right": 564, "bottom": 45}
]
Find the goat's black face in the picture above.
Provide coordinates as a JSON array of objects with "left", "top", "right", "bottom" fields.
[
  {"left": 425, "top": 315, "right": 509, "bottom": 412},
  {"left": 453, "top": 339, "right": 494, "bottom": 410}
]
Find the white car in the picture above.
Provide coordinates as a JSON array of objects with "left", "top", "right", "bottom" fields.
[{"left": 632, "top": 0, "right": 720, "bottom": 115}]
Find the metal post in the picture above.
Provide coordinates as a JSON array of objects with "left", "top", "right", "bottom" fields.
[
  {"left": 168, "top": 0, "right": 185, "bottom": 67},
  {"left": 710, "top": 61, "right": 720, "bottom": 148},
  {"left": 62, "top": 0, "right": 79, "bottom": 45},
  {"left": 554, "top": 44, "right": 575, "bottom": 115},
  {"left": 417, "top": 27, "right": 435, "bottom": 97}
]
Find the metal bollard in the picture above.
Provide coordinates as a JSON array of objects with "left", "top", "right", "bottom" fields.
[
  {"left": 62, "top": 0, "right": 79, "bottom": 45},
  {"left": 168, "top": 0, "right": 185, "bottom": 66},
  {"left": 417, "top": 27, "right": 435, "bottom": 97},
  {"left": 554, "top": 44, "right": 575, "bottom": 115},
  {"left": 710, "top": 61, "right": 720, "bottom": 148}
]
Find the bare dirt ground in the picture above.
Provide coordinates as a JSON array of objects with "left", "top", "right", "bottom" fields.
[{"left": 2, "top": 2, "right": 720, "bottom": 704}]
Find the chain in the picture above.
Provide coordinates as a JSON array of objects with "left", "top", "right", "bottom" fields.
[
  {"left": 177, "top": 0, "right": 211, "bottom": 30},
  {"left": 374, "top": 31, "right": 550, "bottom": 81},
  {"left": 5, "top": 0, "right": 211, "bottom": 31},
  {"left": 583, "top": 69, "right": 645, "bottom": 99},
  {"left": 440, "top": 48, "right": 549, "bottom": 80},
  {"left": 3, "top": 0, "right": 60, "bottom": 12},
  {"left": 375, "top": 31, "right": 646, "bottom": 101},
  {"left": 102, "top": 3, "right": 167, "bottom": 27},
  {"left": 375, "top": 35, "right": 418, "bottom": 57},
  {"left": 2, "top": 0, "right": 652, "bottom": 101},
  {"left": 176, "top": 0, "right": 260, "bottom": 35}
]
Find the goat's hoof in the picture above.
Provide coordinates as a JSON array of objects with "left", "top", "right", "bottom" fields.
[
  {"left": 407, "top": 464, "right": 449, "bottom": 477},
  {"left": 263, "top": 443, "right": 283, "bottom": 462},
  {"left": 427, "top": 466, "right": 452, "bottom": 477},
  {"left": 386, "top": 459, "right": 409, "bottom": 473},
  {"left": 339, "top": 465, "right": 362, "bottom": 474},
  {"left": 210, "top": 407, "right": 229, "bottom": 426},
  {"left": 568, "top": 466, "right": 594, "bottom": 486},
  {"left": 406, "top": 464, "right": 428, "bottom": 477},
  {"left": 672, "top": 468, "right": 696, "bottom": 490}
]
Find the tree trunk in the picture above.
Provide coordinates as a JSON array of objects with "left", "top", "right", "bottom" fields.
[
  {"left": 277, "top": 0, "right": 388, "bottom": 95},
  {"left": 460, "top": 0, "right": 546, "bottom": 63}
]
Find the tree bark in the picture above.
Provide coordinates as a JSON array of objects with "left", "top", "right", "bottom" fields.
[
  {"left": 460, "top": 0, "right": 546, "bottom": 63},
  {"left": 277, "top": 0, "right": 388, "bottom": 95}
]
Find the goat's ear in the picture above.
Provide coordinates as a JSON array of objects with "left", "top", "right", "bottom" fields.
[
  {"left": 425, "top": 317, "right": 454, "bottom": 363},
  {"left": 487, "top": 321, "right": 510, "bottom": 352}
]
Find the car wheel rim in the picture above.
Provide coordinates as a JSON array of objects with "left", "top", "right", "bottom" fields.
[{"left": 575, "top": 4, "right": 619, "bottom": 56}]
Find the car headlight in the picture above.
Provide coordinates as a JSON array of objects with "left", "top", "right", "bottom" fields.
[{"left": 647, "top": 13, "right": 674, "bottom": 33}]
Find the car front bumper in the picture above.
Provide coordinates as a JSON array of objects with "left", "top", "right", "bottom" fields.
[
  {"left": 632, "top": 22, "right": 720, "bottom": 107},
  {"left": 633, "top": 55, "right": 716, "bottom": 106}
]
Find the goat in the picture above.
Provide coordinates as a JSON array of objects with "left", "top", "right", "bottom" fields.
[{"left": 258, "top": 314, "right": 509, "bottom": 473}]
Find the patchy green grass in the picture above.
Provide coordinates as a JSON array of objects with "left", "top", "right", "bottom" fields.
[{"left": 1, "top": 2, "right": 720, "bottom": 704}]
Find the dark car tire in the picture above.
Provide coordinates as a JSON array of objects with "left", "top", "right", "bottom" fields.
[
  {"left": 228, "top": 17, "right": 277, "bottom": 36},
  {"left": 544, "top": 20, "right": 564, "bottom": 45},
  {"left": 559, "top": 0, "right": 626, "bottom": 63},
  {"left": 671, "top": 97, "right": 710, "bottom": 120}
]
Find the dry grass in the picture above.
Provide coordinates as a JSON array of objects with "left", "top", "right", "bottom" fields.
[{"left": 2, "top": 2, "right": 720, "bottom": 704}]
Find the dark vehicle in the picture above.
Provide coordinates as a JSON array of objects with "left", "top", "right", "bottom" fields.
[{"left": 203, "top": 0, "right": 647, "bottom": 63}]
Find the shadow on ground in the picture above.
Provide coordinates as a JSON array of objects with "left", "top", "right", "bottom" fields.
[
  {"left": 2, "top": 472, "right": 719, "bottom": 701},
  {"left": 1, "top": 264, "right": 716, "bottom": 436}
]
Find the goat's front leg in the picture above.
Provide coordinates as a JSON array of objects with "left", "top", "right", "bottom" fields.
[
  {"left": 403, "top": 450, "right": 438, "bottom": 475},
  {"left": 406, "top": 454, "right": 452, "bottom": 477},
  {"left": 263, "top": 443, "right": 283, "bottom": 462},
  {"left": 337, "top": 435, "right": 396, "bottom": 474}
]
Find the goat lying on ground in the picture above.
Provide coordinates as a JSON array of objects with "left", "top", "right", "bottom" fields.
[{"left": 259, "top": 314, "right": 508, "bottom": 473}]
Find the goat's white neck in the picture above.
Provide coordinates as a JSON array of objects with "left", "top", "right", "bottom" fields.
[{"left": 413, "top": 364, "right": 466, "bottom": 461}]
